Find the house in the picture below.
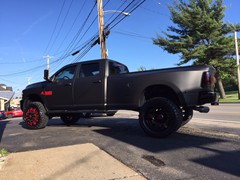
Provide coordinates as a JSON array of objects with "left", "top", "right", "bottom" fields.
[{"left": 0, "top": 84, "right": 14, "bottom": 111}]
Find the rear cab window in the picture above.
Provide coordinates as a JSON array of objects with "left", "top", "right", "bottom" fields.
[{"left": 109, "top": 61, "right": 129, "bottom": 75}]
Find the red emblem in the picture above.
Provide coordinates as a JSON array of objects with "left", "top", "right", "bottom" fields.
[{"left": 41, "top": 91, "right": 53, "bottom": 96}]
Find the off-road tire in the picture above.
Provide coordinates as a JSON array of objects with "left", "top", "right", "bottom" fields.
[
  {"left": 139, "top": 97, "right": 183, "bottom": 138},
  {"left": 23, "top": 102, "right": 49, "bottom": 129},
  {"left": 106, "top": 111, "right": 117, "bottom": 116},
  {"left": 61, "top": 114, "right": 80, "bottom": 125},
  {"left": 80, "top": 113, "right": 91, "bottom": 118},
  {"left": 181, "top": 107, "right": 193, "bottom": 126}
]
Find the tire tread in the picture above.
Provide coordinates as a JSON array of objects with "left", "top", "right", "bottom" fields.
[{"left": 139, "top": 97, "right": 183, "bottom": 138}]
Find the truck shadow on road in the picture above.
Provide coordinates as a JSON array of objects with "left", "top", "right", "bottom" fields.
[
  {"left": 0, "top": 120, "right": 10, "bottom": 143},
  {"left": 78, "top": 117, "right": 240, "bottom": 178},
  {"left": 16, "top": 117, "right": 240, "bottom": 177}
]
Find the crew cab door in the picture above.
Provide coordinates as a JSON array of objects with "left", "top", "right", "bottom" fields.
[
  {"left": 73, "top": 62, "right": 105, "bottom": 110},
  {"left": 44, "top": 65, "right": 76, "bottom": 110}
]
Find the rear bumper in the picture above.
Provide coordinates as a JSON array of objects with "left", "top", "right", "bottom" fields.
[{"left": 199, "top": 91, "right": 216, "bottom": 105}]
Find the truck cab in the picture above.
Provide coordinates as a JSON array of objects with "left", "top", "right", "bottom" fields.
[{"left": 41, "top": 59, "right": 128, "bottom": 111}]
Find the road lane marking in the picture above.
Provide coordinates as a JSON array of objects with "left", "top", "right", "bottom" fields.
[
  {"left": 191, "top": 118, "right": 240, "bottom": 130},
  {"left": 181, "top": 126, "right": 240, "bottom": 139},
  {"left": 208, "top": 111, "right": 240, "bottom": 114},
  {"left": 193, "top": 118, "right": 240, "bottom": 124},
  {"left": 8, "top": 133, "right": 23, "bottom": 136}
]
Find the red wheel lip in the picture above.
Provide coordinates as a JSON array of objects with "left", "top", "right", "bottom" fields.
[{"left": 25, "top": 107, "right": 40, "bottom": 126}]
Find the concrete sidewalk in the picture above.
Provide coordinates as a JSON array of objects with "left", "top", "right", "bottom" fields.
[{"left": 0, "top": 143, "right": 145, "bottom": 180}]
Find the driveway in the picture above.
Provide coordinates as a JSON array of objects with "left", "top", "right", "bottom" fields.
[{"left": 0, "top": 106, "right": 239, "bottom": 180}]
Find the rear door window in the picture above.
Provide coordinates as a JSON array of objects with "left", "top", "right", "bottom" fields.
[{"left": 79, "top": 63, "right": 100, "bottom": 77}]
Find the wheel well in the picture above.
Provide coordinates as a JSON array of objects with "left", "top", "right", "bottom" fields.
[
  {"left": 142, "top": 85, "right": 182, "bottom": 106},
  {"left": 23, "top": 95, "right": 43, "bottom": 110}
]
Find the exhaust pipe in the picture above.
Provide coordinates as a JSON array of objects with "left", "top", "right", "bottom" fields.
[{"left": 194, "top": 106, "right": 210, "bottom": 113}]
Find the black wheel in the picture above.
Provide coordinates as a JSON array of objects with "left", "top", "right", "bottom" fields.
[
  {"left": 7, "top": 114, "right": 13, "bottom": 118},
  {"left": 181, "top": 107, "right": 193, "bottom": 126},
  {"left": 23, "top": 102, "right": 49, "bottom": 129},
  {"left": 106, "top": 111, "right": 117, "bottom": 116},
  {"left": 80, "top": 113, "right": 91, "bottom": 118},
  {"left": 139, "top": 97, "right": 183, "bottom": 138},
  {"left": 61, "top": 114, "right": 79, "bottom": 125}
]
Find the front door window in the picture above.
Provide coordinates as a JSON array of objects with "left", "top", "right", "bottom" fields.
[{"left": 54, "top": 66, "right": 76, "bottom": 81}]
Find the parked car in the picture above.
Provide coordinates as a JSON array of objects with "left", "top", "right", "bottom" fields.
[
  {"left": 5, "top": 108, "right": 23, "bottom": 118},
  {"left": 0, "top": 111, "right": 7, "bottom": 120}
]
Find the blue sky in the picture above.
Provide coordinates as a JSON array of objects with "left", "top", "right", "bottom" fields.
[{"left": 0, "top": 0, "right": 239, "bottom": 95}]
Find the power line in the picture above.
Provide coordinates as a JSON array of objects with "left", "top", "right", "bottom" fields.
[
  {"left": 44, "top": 0, "right": 67, "bottom": 54},
  {"left": 0, "top": 4, "right": 84, "bottom": 76},
  {"left": 0, "top": 1, "right": 147, "bottom": 77},
  {"left": 0, "top": 77, "right": 22, "bottom": 85},
  {"left": 54, "top": 0, "right": 88, "bottom": 54},
  {"left": 65, "top": 1, "right": 97, "bottom": 51},
  {"left": 71, "top": 35, "right": 99, "bottom": 63},
  {"left": 107, "top": 0, "right": 147, "bottom": 31},
  {"left": 104, "top": 0, "right": 128, "bottom": 25},
  {"left": 105, "top": 0, "right": 136, "bottom": 31},
  {"left": 49, "top": 0, "right": 115, "bottom": 67},
  {"left": 57, "top": 0, "right": 110, "bottom": 62},
  {"left": 0, "top": 35, "right": 98, "bottom": 77},
  {"left": 62, "top": 1, "right": 97, "bottom": 56},
  {"left": 0, "top": 58, "right": 43, "bottom": 65},
  {"left": 0, "top": 53, "right": 70, "bottom": 77},
  {"left": 113, "top": 30, "right": 152, "bottom": 39},
  {"left": 52, "top": 1, "right": 97, "bottom": 70},
  {"left": 47, "top": 0, "right": 75, "bottom": 54},
  {"left": 70, "top": 0, "right": 111, "bottom": 53},
  {"left": 43, "top": 55, "right": 54, "bottom": 70},
  {"left": 73, "top": 0, "right": 144, "bottom": 60},
  {"left": 140, "top": 6, "right": 169, "bottom": 17},
  {"left": 70, "top": 0, "right": 147, "bottom": 62},
  {"left": 0, "top": 64, "right": 46, "bottom": 77}
]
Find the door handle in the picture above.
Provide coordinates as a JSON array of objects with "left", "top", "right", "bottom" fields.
[
  {"left": 64, "top": 83, "right": 72, "bottom": 86},
  {"left": 93, "top": 80, "right": 102, "bottom": 83}
]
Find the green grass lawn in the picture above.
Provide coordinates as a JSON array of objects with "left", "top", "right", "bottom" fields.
[
  {"left": 0, "top": 149, "right": 9, "bottom": 157},
  {"left": 219, "top": 91, "right": 240, "bottom": 103}
]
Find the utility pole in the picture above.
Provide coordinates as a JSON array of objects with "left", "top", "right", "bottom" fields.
[
  {"left": 97, "top": 0, "right": 107, "bottom": 59},
  {"left": 43, "top": 55, "right": 53, "bottom": 71},
  {"left": 27, "top": 77, "right": 32, "bottom": 85},
  {"left": 234, "top": 31, "right": 240, "bottom": 99}
]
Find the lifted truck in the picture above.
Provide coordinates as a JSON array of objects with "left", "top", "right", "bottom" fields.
[{"left": 21, "top": 59, "right": 216, "bottom": 138}]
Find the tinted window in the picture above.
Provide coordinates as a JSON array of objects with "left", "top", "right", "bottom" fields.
[
  {"left": 55, "top": 66, "right": 76, "bottom": 80},
  {"left": 109, "top": 62, "right": 129, "bottom": 75},
  {"left": 79, "top": 63, "right": 100, "bottom": 77}
]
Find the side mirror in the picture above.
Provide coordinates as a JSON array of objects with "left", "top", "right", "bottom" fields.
[{"left": 44, "top": 69, "right": 51, "bottom": 82}]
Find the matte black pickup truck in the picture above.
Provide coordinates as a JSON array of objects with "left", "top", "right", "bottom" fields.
[{"left": 21, "top": 59, "right": 216, "bottom": 137}]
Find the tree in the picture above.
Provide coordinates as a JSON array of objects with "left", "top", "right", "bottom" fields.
[
  {"left": 137, "top": 66, "right": 147, "bottom": 71},
  {"left": 153, "top": 0, "right": 240, "bottom": 98}
]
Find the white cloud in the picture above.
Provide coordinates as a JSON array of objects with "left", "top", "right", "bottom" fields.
[{"left": 19, "top": 12, "right": 51, "bottom": 40}]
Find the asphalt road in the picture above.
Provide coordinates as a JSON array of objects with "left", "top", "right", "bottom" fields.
[
  {"left": 0, "top": 103, "right": 239, "bottom": 180},
  {"left": 191, "top": 103, "right": 240, "bottom": 135}
]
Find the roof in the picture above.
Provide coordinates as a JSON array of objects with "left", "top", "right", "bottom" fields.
[
  {"left": 0, "top": 84, "right": 13, "bottom": 91},
  {"left": 0, "top": 91, "right": 15, "bottom": 100},
  {"left": 0, "top": 86, "right": 6, "bottom": 91}
]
